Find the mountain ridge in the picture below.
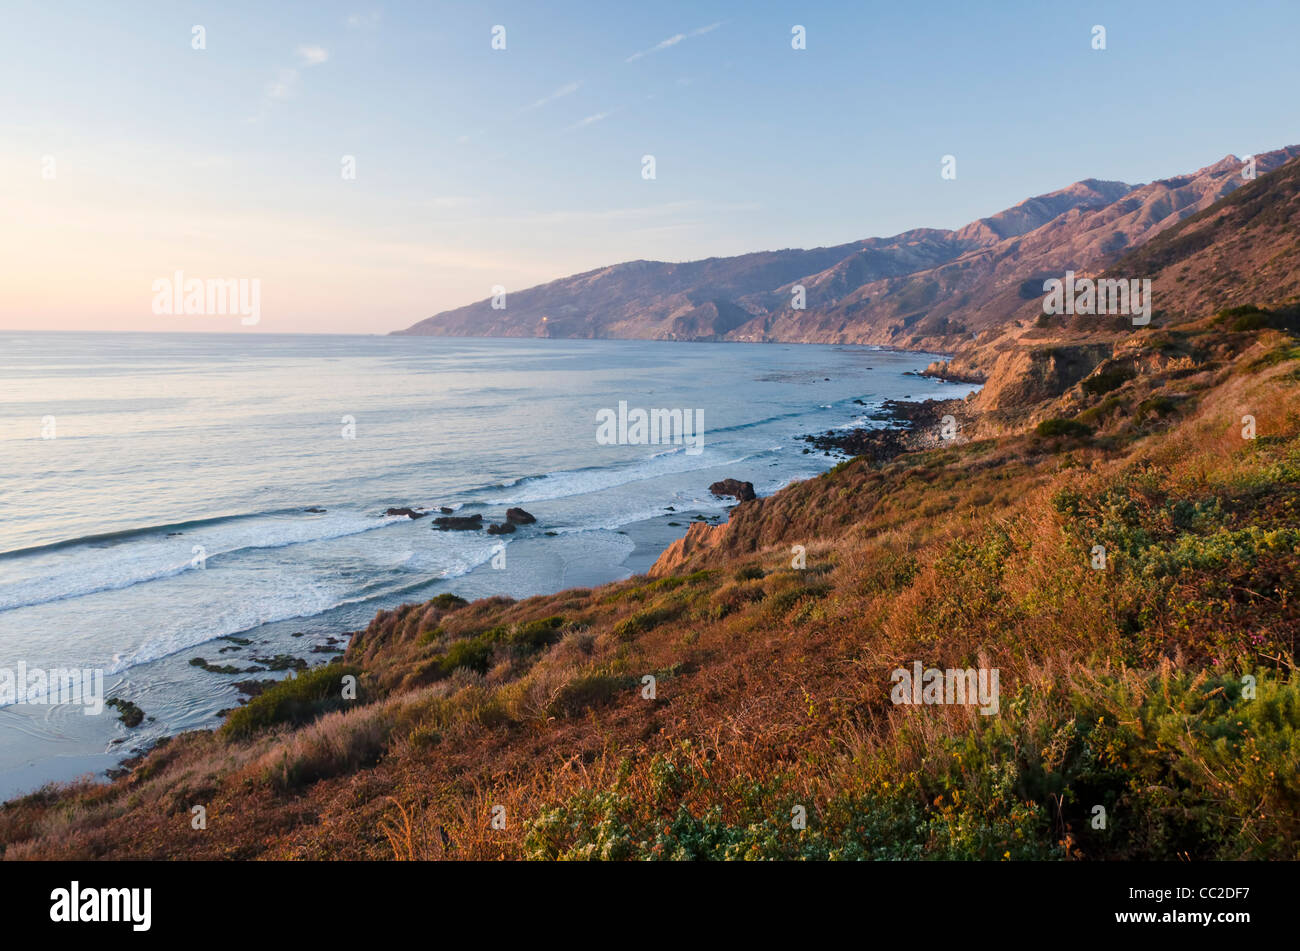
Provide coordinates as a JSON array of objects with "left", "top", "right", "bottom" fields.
[{"left": 397, "top": 146, "right": 1300, "bottom": 347}]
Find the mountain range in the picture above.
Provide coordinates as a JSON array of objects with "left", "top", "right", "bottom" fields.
[{"left": 396, "top": 145, "right": 1300, "bottom": 348}]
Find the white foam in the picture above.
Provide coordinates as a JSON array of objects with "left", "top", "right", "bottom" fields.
[{"left": 0, "top": 511, "right": 408, "bottom": 612}]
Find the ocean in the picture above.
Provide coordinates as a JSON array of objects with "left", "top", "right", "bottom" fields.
[{"left": 0, "top": 332, "right": 972, "bottom": 797}]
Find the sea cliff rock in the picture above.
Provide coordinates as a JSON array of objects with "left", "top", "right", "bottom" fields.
[
  {"left": 708, "top": 479, "right": 756, "bottom": 502},
  {"left": 433, "top": 514, "right": 484, "bottom": 531},
  {"left": 386, "top": 507, "right": 427, "bottom": 519},
  {"left": 972, "top": 344, "right": 1111, "bottom": 412},
  {"left": 649, "top": 520, "right": 730, "bottom": 577}
]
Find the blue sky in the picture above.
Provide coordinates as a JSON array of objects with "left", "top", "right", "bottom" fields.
[{"left": 2, "top": 0, "right": 1298, "bottom": 332}]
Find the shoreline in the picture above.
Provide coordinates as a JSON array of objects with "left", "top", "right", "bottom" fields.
[
  {"left": 798, "top": 393, "right": 978, "bottom": 464},
  {"left": 0, "top": 347, "right": 967, "bottom": 803},
  {"left": 0, "top": 505, "right": 730, "bottom": 803}
]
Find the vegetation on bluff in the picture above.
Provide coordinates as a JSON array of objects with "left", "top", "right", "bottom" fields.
[{"left": 1, "top": 312, "right": 1297, "bottom": 861}]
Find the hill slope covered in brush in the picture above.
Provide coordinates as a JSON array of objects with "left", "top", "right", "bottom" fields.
[
  {"left": 397, "top": 146, "right": 1299, "bottom": 349},
  {"left": 4, "top": 156, "right": 1300, "bottom": 862}
]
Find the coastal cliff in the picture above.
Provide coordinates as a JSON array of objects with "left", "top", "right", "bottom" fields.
[{"left": 5, "top": 154, "right": 1300, "bottom": 863}]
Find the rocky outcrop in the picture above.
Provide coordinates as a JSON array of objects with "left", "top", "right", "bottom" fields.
[
  {"left": 709, "top": 479, "right": 756, "bottom": 502},
  {"left": 486, "top": 522, "right": 516, "bottom": 535},
  {"left": 385, "top": 507, "right": 426, "bottom": 519},
  {"left": 433, "top": 514, "right": 483, "bottom": 531},
  {"left": 649, "top": 520, "right": 730, "bottom": 577},
  {"left": 921, "top": 360, "right": 986, "bottom": 384},
  {"left": 505, "top": 508, "right": 536, "bottom": 524},
  {"left": 972, "top": 344, "right": 1112, "bottom": 413}
]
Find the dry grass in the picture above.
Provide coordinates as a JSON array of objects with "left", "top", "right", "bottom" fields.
[{"left": 3, "top": 323, "right": 1298, "bottom": 860}]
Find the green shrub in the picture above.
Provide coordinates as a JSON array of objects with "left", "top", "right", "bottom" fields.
[
  {"left": 1217, "top": 304, "right": 1263, "bottom": 320},
  {"left": 1064, "top": 671, "right": 1300, "bottom": 859},
  {"left": 222, "top": 664, "right": 361, "bottom": 739},
  {"left": 1076, "top": 396, "right": 1124, "bottom": 427},
  {"left": 1081, "top": 366, "right": 1135, "bottom": 396},
  {"left": 524, "top": 670, "right": 1300, "bottom": 861},
  {"left": 766, "top": 582, "right": 831, "bottom": 614},
  {"left": 521, "top": 741, "right": 1056, "bottom": 861},
  {"left": 611, "top": 605, "right": 684, "bottom": 642},
  {"left": 1216, "top": 304, "right": 1268, "bottom": 331},
  {"left": 1035, "top": 418, "right": 1092, "bottom": 439},
  {"left": 856, "top": 550, "right": 920, "bottom": 594},
  {"left": 1136, "top": 395, "right": 1179, "bottom": 421},
  {"left": 510, "top": 615, "right": 566, "bottom": 650},
  {"left": 1247, "top": 344, "right": 1300, "bottom": 371},
  {"left": 436, "top": 635, "right": 497, "bottom": 676},
  {"left": 550, "top": 672, "right": 635, "bottom": 717}
]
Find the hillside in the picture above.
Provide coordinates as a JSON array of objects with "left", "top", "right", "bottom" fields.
[
  {"left": 928, "top": 152, "right": 1300, "bottom": 424},
  {"left": 397, "top": 146, "right": 1300, "bottom": 349},
  {"left": 4, "top": 157, "right": 1299, "bottom": 862},
  {"left": 5, "top": 312, "right": 1296, "bottom": 860},
  {"left": 1104, "top": 149, "right": 1300, "bottom": 322}
]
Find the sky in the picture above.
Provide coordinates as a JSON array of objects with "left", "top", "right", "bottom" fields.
[{"left": 2, "top": 0, "right": 1298, "bottom": 334}]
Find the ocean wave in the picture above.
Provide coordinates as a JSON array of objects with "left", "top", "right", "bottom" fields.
[
  {"left": 0, "top": 509, "right": 412, "bottom": 613},
  {"left": 477, "top": 445, "right": 784, "bottom": 506},
  {"left": 105, "top": 542, "right": 504, "bottom": 674},
  {"left": 0, "top": 509, "right": 306, "bottom": 560}
]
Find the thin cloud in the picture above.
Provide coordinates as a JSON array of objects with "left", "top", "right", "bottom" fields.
[
  {"left": 566, "top": 107, "right": 621, "bottom": 131},
  {"left": 254, "top": 46, "right": 330, "bottom": 117},
  {"left": 266, "top": 68, "right": 300, "bottom": 101},
  {"left": 297, "top": 45, "right": 330, "bottom": 66},
  {"left": 345, "top": 11, "right": 381, "bottom": 30},
  {"left": 626, "top": 22, "right": 721, "bottom": 63},
  {"left": 524, "top": 81, "right": 582, "bottom": 111}
]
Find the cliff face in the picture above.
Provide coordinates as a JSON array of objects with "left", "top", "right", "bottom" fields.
[
  {"left": 648, "top": 519, "right": 729, "bottom": 577},
  {"left": 397, "top": 147, "right": 1300, "bottom": 349},
  {"left": 971, "top": 344, "right": 1113, "bottom": 414}
]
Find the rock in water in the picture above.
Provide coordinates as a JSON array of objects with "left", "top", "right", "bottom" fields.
[
  {"left": 708, "top": 479, "right": 756, "bottom": 502},
  {"left": 505, "top": 507, "right": 536, "bottom": 524},
  {"left": 433, "top": 513, "right": 484, "bottom": 531},
  {"left": 386, "top": 507, "right": 427, "bottom": 519},
  {"left": 486, "top": 522, "right": 516, "bottom": 535}
]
